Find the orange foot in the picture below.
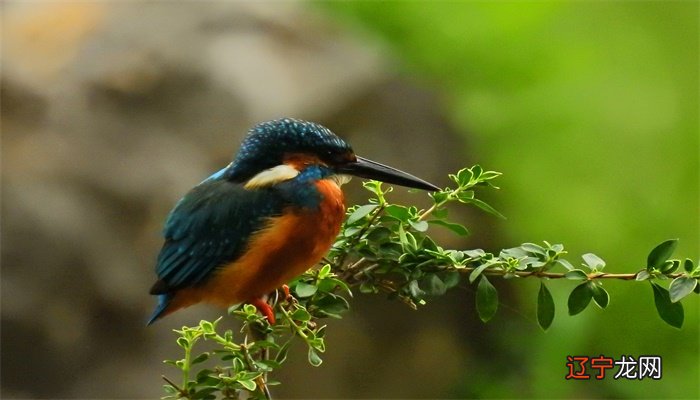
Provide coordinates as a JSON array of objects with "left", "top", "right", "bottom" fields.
[
  {"left": 282, "top": 284, "right": 292, "bottom": 301},
  {"left": 250, "top": 298, "right": 275, "bottom": 324}
]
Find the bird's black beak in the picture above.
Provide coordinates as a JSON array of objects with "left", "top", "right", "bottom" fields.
[{"left": 336, "top": 156, "right": 440, "bottom": 191}]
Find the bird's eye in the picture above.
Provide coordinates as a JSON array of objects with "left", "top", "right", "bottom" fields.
[{"left": 320, "top": 149, "right": 352, "bottom": 165}]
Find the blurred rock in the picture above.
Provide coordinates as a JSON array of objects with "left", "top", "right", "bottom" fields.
[{"left": 2, "top": 2, "right": 478, "bottom": 398}]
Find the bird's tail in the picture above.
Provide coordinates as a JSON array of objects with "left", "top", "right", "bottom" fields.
[{"left": 147, "top": 294, "right": 172, "bottom": 325}]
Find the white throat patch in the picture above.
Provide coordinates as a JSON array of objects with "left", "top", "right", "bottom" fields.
[
  {"left": 244, "top": 165, "right": 299, "bottom": 189},
  {"left": 331, "top": 174, "right": 352, "bottom": 187}
]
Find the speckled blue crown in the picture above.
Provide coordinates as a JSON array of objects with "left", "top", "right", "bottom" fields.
[{"left": 228, "top": 118, "right": 352, "bottom": 182}]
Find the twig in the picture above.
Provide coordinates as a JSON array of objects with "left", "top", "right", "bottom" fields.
[
  {"left": 244, "top": 323, "right": 272, "bottom": 400},
  {"left": 162, "top": 375, "right": 186, "bottom": 398},
  {"left": 473, "top": 269, "right": 686, "bottom": 280}
]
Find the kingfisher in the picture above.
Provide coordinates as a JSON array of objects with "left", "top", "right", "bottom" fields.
[{"left": 148, "top": 118, "right": 439, "bottom": 325}]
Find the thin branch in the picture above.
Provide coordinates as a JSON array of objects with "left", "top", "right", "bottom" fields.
[
  {"left": 161, "top": 375, "right": 186, "bottom": 398},
  {"left": 240, "top": 336, "right": 271, "bottom": 400},
  {"left": 462, "top": 268, "right": 686, "bottom": 280}
]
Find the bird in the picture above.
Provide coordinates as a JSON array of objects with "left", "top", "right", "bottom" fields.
[{"left": 148, "top": 118, "right": 439, "bottom": 325}]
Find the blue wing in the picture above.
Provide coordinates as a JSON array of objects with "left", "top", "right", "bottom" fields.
[{"left": 150, "top": 177, "right": 284, "bottom": 294}]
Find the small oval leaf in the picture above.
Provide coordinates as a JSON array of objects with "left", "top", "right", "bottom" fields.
[
  {"left": 385, "top": 205, "right": 411, "bottom": 222},
  {"left": 647, "top": 239, "right": 678, "bottom": 270},
  {"left": 557, "top": 259, "right": 575, "bottom": 271},
  {"left": 635, "top": 270, "right": 651, "bottom": 281},
  {"left": 591, "top": 283, "right": 610, "bottom": 309},
  {"left": 294, "top": 282, "right": 318, "bottom": 298},
  {"left": 308, "top": 347, "right": 323, "bottom": 367},
  {"left": 568, "top": 282, "right": 593, "bottom": 316},
  {"left": 423, "top": 274, "right": 446, "bottom": 296},
  {"left": 469, "top": 262, "right": 493, "bottom": 283},
  {"left": 238, "top": 379, "right": 257, "bottom": 392},
  {"left": 428, "top": 219, "right": 470, "bottom": 236},
  {"left": 683, "top": 258, "right": 694, "bottom": 273},
  {"left": 669, "top": 276, "right": 698, "bottom": 303},
  {"left": 537, "top": 282, "right": 555, "bottom": 331},
  {"left": 191, "top": 352, "right": 210, "bottom": 365},
  {"left": 476, "top": 276, "right": 498, "bottom": 322},
  {"left": 346, "top": 204, "right": 378, "bottom": 225},
  {"left": 409, "top": 220, "right": 429, "bottom": 232},
  {"left": 582, "top": 253, "right": 606, "bottom": 270},
  {"left": 469, "top": 198, "right": 506, "bottom": 219},
  {"left": 651, "top": 282, "right": 684, "bottom": 328},
  {"left": 565, "top": 270, "right": 589, "bottom": 281}
]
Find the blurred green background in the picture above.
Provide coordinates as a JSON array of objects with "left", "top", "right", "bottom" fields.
[
  {"left": 318, "top": 1, "right": 699, "bottom": 398},
  {"left": 2, "top": 1, "right": 697, "bottom": 398}
]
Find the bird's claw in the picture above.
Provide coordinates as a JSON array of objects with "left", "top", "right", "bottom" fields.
[{"left": 250, "top": 298, "right": 275, "bottom": 324}]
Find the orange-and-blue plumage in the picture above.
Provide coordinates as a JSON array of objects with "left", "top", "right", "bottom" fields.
[{"left": 148, "top": 118, "right": 438, "bottom": 325}]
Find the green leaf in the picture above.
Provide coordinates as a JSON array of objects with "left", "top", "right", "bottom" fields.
[
  {"left": 308, "top": 347, "right": 323, "bottom": 367},
  {"left": 176, "top": 337, "right": 189, "bottom": 349},
  {"left": 456, "top": 167, "right": 474, "bottom": 186},
  {"left": 431, "top": 191, "right": 449, "bottom": 204},
  {"left": 421, "top": 236, "right": 439, "bottom": 252},
  {"left": 385, "top": 205, "right": 411, "bottom": 222},
  {"left": 196, "top": 369, "right": 219, "bottom": 385},
  {"left": 317, "top": 277, "right": 352, "bottom": 296},
  {"left": 568, "top": 282, "right": 593, "bottom": 316},
  {"left": 441, "top": 271, "right": 461, "bottom": 289},
  {"left": 163, "top": 385, "right": 178, "bottom": 395},
  {"left": 191, "top": 387, "right": 219, "bottom": 399},
  {"left": 468, "top": 198, "right": 506, "bottom": 219},
  {"left": 455, "top": 190, "right": 475, "bottom": 203},
  {"left": 199, "top": 320, "right": 215, "bottom": 336},
  {"left": 318, "top": 263, "right": 332, "bottom": 278},
  {"left": 366, "top": 227, "right": 392, "bottom": 242},
  {"left": 470, "top": 165, "right": 483, "bottom": 181},
  {"left": 651, "top": 282, "right": 684, "bottom": 328},
  {"left": 636, "top": 270, "right": 651, "bottom": 281},
  {"left": 238, "top": 379, "right": 257, "bottom": 392},
  {"left": 537, "top": 282, "right": 555, "bottom": 331},
  {"left": 647, "top": 239, "right": 678, "bottom": 270},
  {"left": 557, "top": 259, "right": 575, "bottom": 271},
  {"left": 582, "top": 253, "right": 606, "bottom": 270},
  {"left": 422, "top": 274, "right": 446, "bottom": 296},
  {"left": 291, "top": 308, "right": 311, "bottom": 322},
  {"left": 431, "top": 206, "right": 448, "bottom": 219},
  {"left": 669, "top": 276, "right": 698, "bottom": 303},
  {"left": 294, "top": 282, "right": 318, "bottom": 298},
  {"left": 476, "top": 276, "right": 498, "bottom": 322},
  {"left": 661, "top": 260, "right": 680, "bottom": 274},
  {"left": 407, "top": 280, "right": 424, "bottom": 298},
  {"left": 564, "top": 269, "right": 589, "bottom": 281},
  {"left": 464, "top": 249, "right": 486, "bottom": 258},
  {"left": 427, "top": 219, "right": 470, "bottom": 236},
  {"left": 191, "top": 352, "right": 210, "bottom": 365},
  {"left": 346, "top": 204, "right": 378, "bottom": 225},
  {"left": 683, "top": 258, "right": 694, "bottom": 273},
  {"left": 469, "top": 262, "right": 493, "bottom": 283},
  {"left": 480, "top": 170, "right": 502, "bottom": 181},
  {"left": 521, "top": 243, "right": 545, "bottom": 255},
  {"left": 315, "top": 293, "right": 350, "bottom": 318},
  {"left": 255, "top": 359, "right": 281, "bottom": 372},
  {"left": 275, "top": 341, "right": 292, "bottom": 364},
  {"left": 409, "top": 220, "right": 429, "bottom": 232},
  {"left": 591, "top": 284, "right": 610, "bottom": 309}
]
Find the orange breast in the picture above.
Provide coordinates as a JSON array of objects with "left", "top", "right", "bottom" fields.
[{"left": 167, "top": 178, "right": 345, "bottom": 313}]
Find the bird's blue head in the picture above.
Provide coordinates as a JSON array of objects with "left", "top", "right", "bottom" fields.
[
  {"left": 225, "top": 118, "right": 439, "bottom": 192},
  {"left": 227, "top": 118, "right": 354, "bottom": 182}
]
